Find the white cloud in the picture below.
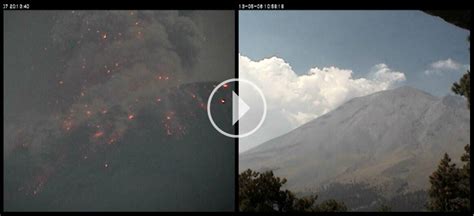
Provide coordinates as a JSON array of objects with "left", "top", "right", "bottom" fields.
[
  {"left": 239, "top": 54, "right": 406, "bottom": 153},
  {"left": 424, "top": 58, "right": 469, "bottom": 75},
  {"left": 432, "top": 58, "right": 461, "bottom": 70}
]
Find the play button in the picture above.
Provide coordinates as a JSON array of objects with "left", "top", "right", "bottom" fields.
[
  {"left": 232, "top": 92, "right": 250, "bottom": 125},
  {"left": 207, "top": 78, "right": 267, "bottom": 138}
]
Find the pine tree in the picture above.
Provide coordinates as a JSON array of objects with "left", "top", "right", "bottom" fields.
[
  {"left": 238, "top": 169, "right": 295, "bottom": 212},
  {"left": 452, "top": 70, "right": 470, "bottom": 109},
  {"left": 453, "top": 144, "right": 470, "bottom": 211},
  {"left": 449, "top": 37, "right": 470, "bottom": 212},
  {"left": 461, "top": 144, "right": 470, "bottom": 172},
  {"left": 428, "top": 153, "right": 460, "bottom": 211}
]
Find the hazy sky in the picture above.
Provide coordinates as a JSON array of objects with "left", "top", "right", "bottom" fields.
[{"left": 238, "top": 11, "right": 470, "bottom": 153}]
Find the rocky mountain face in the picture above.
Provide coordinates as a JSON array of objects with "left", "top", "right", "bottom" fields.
[{"left": 240, "top": 86, "right": 470, "bottom": 206}]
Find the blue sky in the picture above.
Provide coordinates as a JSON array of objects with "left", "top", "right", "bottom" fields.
[{"left": 239, "top": 10, "right": 470, "bottom": 97}]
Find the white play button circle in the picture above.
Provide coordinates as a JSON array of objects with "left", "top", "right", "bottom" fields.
[{"left": 207, "top": 78, "right": 266, "bottom": 138}]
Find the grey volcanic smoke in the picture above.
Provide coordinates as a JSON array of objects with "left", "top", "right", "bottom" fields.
[
  {"left": 4, "top": 11, "right": 235, "bottom": 211},
  {"left": 51, "top": 11, "right": 205, "bottom": 111}
]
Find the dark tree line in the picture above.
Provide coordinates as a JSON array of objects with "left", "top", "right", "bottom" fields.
[
  {"left": 315, "top": 182, "right": 428, "bottom": 211},
  {"left": 239, "top": 169, "right": 347, "bottom": 212}
]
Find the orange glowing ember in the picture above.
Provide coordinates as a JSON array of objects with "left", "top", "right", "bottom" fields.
[
  {"left": 63, "top": 119, "right": 73, "bottom": 131},
  {"left": 93, "top": 131, "right": 104, "bottom": 138}
]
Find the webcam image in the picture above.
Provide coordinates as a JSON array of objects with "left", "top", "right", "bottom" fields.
[
  {"left": 4, "top": 11, "right": 235, "bottom": 211},
  {"left": 238, "top": 11, "right": 470, "bottom": 212},
  {"left": 2, "top": 6, "right": 471, "bottom": 214}
]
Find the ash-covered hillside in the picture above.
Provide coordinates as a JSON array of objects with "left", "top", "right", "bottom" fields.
[{"left": 240, "top": 86, "right": 470, "bottom": 210}]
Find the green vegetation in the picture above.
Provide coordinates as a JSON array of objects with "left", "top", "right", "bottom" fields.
[
  {"left": 239, "top": 169, "right": 347, "bottom": 212},
  {"left": 428, "top": 146, "right": 470, "bottom": 212},
  {"left": 452, "top": 71, "right": 470, "bottom": 109}
]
